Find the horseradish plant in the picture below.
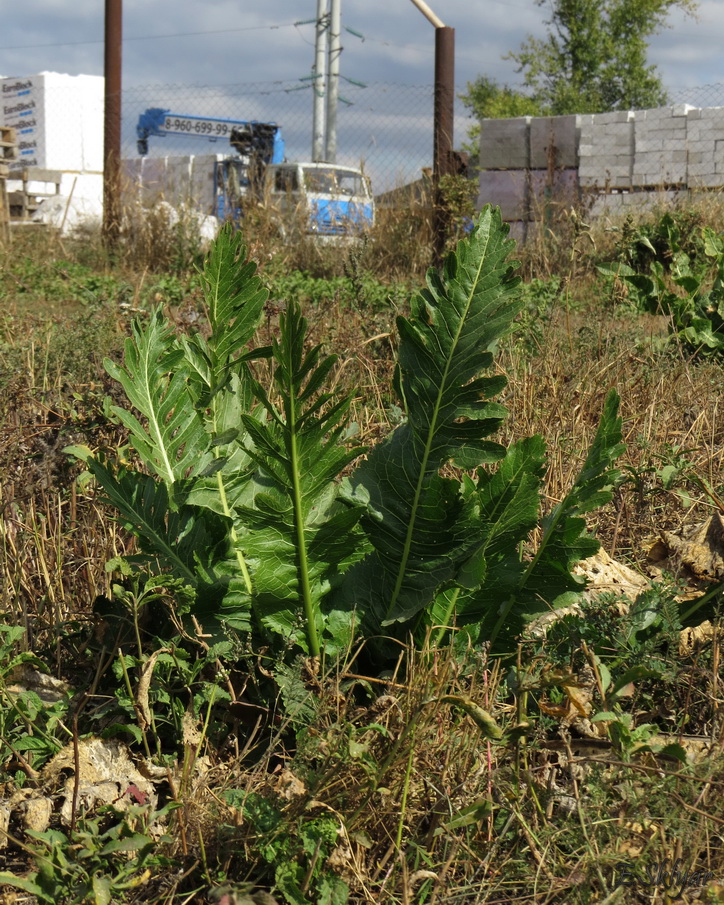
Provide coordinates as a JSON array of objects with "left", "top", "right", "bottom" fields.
[{"left": 76, "top": 208, "right": 623, "bottom": 658}]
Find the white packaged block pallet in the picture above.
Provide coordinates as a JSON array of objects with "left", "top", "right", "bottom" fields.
[{"left": 1, "top": 72, "right": 103, "bottom": 172}]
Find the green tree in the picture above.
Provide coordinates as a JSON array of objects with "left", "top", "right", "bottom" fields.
[
  {"left": 461, "top": 76, "right": 543, "bottom": 121},
  {"left": 459, "top": 77, "right": 543, "bottom": 167},
  {"left": 461, "top": 0, "right": 698, "bottom": 120}
]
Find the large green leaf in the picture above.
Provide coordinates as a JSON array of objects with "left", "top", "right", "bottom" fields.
[
  {"left": 182, "top": 225, "right": 270, "bottom": 401},
  {"left": 182, "top": 227, "right": 272, "bottom": 600},
  {"left": 88, "top": 457, "right": 252, "bottom": 630},
  {"left": 338, "top": 206, "right": 522, "bottom": 632},
  {"left": 236, "top": 301, "right": 367, "bottom": 655},
  {"left": 97, "top": 228, "right": 270, "bottom": 622},
  {"left": 423, "top": 435, "right": 547, "bottom": 642},
  {"left": 87, "top": 458, "right": 198, "bottom": 581},
  {"left": 104, "top": 310, "right": 206, "bottom": 493},
  {"left": 468, "top": 389, "right": 624, "bottom": 650}
]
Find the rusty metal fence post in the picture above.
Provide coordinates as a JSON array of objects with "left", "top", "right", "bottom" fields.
[
  {"left": 103, "top": 0, "right": 123, "bottom": 251},
  {"left": 432, "top": 25, "right": 455, "bottom": 265}
]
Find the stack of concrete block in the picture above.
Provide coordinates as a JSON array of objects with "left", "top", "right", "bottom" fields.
[
  {"left": 477, "top": 117, "right": 530, "bottom": 220},
  {"left": 1, "top": 72, "right": 104, "bottom": 173},
  {"left": 579, "top": 110, "right": 634, "bottom": 189},
  {"left": 477, "top": 115, "right": 580, "bottom": 221},
  {"left": 632, "top": 104, "right": 692, "bottom": 187},
  {"left": 122, "top": 154, "right": 218, "bottom": 215},
  {"left": 686, "top": 106, "right": 724, "bottom": 188},
  {"left": 477, "top": 169, "right": 528, "bottom": 220},
  {"left": 476, "top": 102, "right": 724, "bottom": 241}
]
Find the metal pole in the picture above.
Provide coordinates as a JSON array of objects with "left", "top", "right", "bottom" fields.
[
  {"left": 103, "top": 0, "right": 122, "bottom": 251},
  {"left": 409, "top": 0, "right": 444, "bottom": 28},
  {"left": 325, "top": 0, "right": 341, "bottom": 163},
  {"left": 312, "top": 0, "right": 329, "bottom": 161},
  {"left": 432, "top": 25, "right": 455, "bottom": 264}
]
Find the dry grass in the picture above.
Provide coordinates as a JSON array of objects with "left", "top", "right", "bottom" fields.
[{"left": 1, "top": 208, "right": 723, "bottom": 905}]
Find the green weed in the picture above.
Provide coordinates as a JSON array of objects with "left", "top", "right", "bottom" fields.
[
  {"left": 74, "top": 209, "right": 624, "bottom": 663},
  {"left": 0, "top": 802, "right": 176, "bottom": 905}
]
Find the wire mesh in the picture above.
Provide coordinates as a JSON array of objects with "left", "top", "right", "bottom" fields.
[
  {"left": 2, "top": 73, "right": 723, "bottom": 237},
  {"left": 119, "top": 80, "right": 475, "bottom": 196},
  {"left": 475, "top": 83, "right": 724, "bottom": 241}
]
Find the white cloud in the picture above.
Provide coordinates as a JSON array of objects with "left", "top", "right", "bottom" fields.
[{"left": 4, "top": 0, "right": 723, "bottom": 187}]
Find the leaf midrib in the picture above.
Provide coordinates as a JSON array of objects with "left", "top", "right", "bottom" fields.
[
  {"left": 136, "top": 323, "right": 177, "bottom": 486},
  {"left": 284, "top": 315, "right": 321, "bottom": 658},
  {"left": 385, "top": 230, "right": 492, "bottom": 620}
]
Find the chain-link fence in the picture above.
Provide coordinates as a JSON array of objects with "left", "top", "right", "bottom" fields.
[
  {"left": 2, "top": 71, "right": 722, "bottom": 235},
  {"left": 475, "top": 83, "right": 724, "bottom": 242},
  {"left": 1, "top": 74, "right": 476, "bottom": 226},
  {"left": 669, "top": 82, "right": 724, "bottom": 109},
  {"left": 118, "top": 80, "right": 475, "bottom": 196}
]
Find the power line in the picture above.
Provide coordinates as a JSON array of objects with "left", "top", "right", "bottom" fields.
[{"left": 0, "top": 22, "right": 297, "bottom": 52}]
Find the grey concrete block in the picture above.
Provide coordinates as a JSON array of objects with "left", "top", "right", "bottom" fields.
[
  {"left": 633, "top": 168, "right": 686, "bottom": 185},
  {"left": 479, "top": 117, "right": 530, "bottom": 169},
  {"left": 597, "top": 159, "right": 634, "bottom": 173},
  {"left": 165, "top": 156, "right": 193, "bottom": 205},
  {"left": 582, "top": 153, "right": 632, "bottom": 166},
  {"left": 687, "top": 137, "right": 716, "bottom": 151},
  {"left": 638, "top": 106, "right": 674, "bottom": 122},
  {"left": 672, "top": 103, "right": 697, "bottom": 118},
  {"left": 529, "top": 167, "right": 579, "bottom": 212},
  {"left": 636, "top": 139, "right": 664, "bottom": 152},
  {"left": 139, "top": 157, "right": 167, "bottom": 204},
  {"left": 529, "top": 115, "right": 578, "bottom": 167},
  {"left": 689, "top": 173, "right": 722, "bottom": 187},
  {"left": 687, "top": 163, "right": 717, "bottom": 177},
  {"left": 478, "top": 169, "right": 528, "bottom": 219},
  {"left": 687, "top": 118, "right": 723, "bottom": 131},
  {"left": 580, "top": 171, "right": 630, "bottom": 188},
  {"left": 633, "top": 153, "right": 666, "bottom": 168},
  {"left": 594, "top": 110, "right": 636, "bottom": 124},
  {"left": 612, "top": 132, "right": 635, "bottom": 147},
  {"left": 644, "top": 118, "right": 687, "bottom": 132},
  {"left": 687, "top": 151, "right": 714, "bottom": 165},
  {"left": 686, "top": 126, "right": 707, "bottom": 141}
]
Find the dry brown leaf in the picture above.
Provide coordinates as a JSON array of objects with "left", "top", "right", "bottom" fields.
[
  {"left": 660, "top": 513, "right": 724, "bottom": 581},
  {"left": 136, "top": 648, "right": 171, "bottom": 730},
  {"left": 573, "top": 548, "right": 649, "bottom": 601},
  {"left": 680, "top": 620, "right": 717, "bottom": 655},
  {"left": 5, "top": 666, "right": 72, "bottom": 706},
  {"left": 530, "top": 548, "right": 648, "bottom": 638},
  {"left": 275, "top": 768, "right": 306, "bottom": 801},
  {"left": 182, "top": 710, "right": 203, "bottom": 748},
  {"left": 44, "top": 738, "right": 157, "bottom": 824}
]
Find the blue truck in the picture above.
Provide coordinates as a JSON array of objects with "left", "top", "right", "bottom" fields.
[{"left": 136, "top": 108, "right": 374, "bottom": 239}]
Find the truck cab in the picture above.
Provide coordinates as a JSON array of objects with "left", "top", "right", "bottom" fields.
[{"left": 264, "top": 162, "right": 374, "bottom": 239}]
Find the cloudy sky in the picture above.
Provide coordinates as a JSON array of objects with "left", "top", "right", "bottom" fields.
[
  {"left": 2, "top": 1, "right": 723, "bottom": 189},
  {"left": 2, "top": 1, "right": 721, "bottom": 92}
]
